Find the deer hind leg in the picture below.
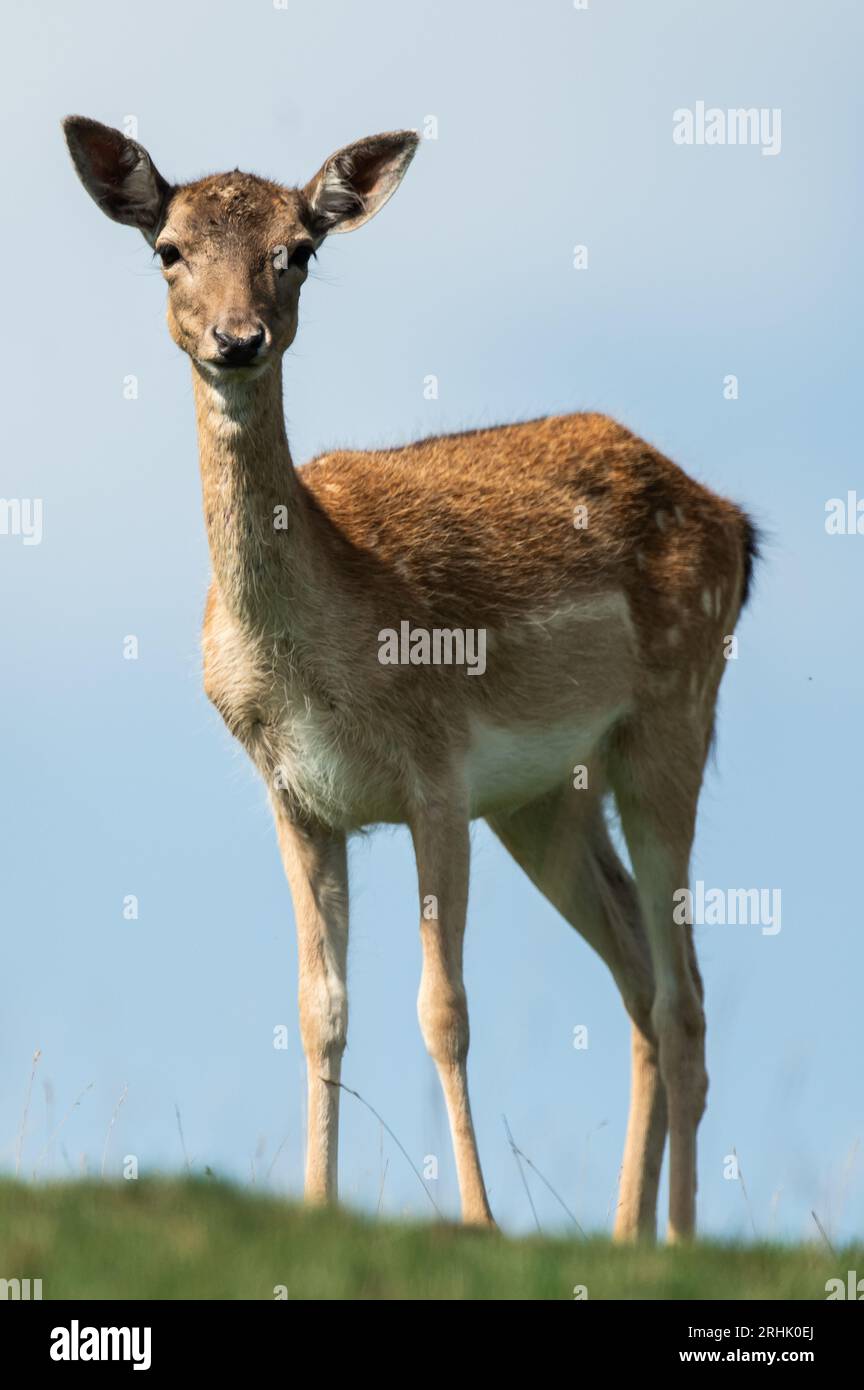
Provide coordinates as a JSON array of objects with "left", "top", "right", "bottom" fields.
[
  {"left": 487, "top": 786, "right": 667, "bottom": 1242},
  {"left": 609, "top": 712, "right": 710, "bottom": 1243},
  {"left": 273, "top": 810, "right": 349, "bottom": 1205},
  {"left": 411, "top": 797, "right": 494, "bottom": 1227}
]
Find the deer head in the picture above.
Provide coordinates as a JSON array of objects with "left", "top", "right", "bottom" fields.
[{"left": 63, "top": 117, "right": 418, "bottom": 381}]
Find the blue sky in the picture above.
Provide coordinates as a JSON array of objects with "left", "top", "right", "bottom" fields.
[{"left": 2, "top": 0, "right": 862, "bottom": 1242}]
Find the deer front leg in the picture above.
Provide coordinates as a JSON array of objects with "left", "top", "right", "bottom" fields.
[
  {"left": 411, "top": 801, "right": 494, "bottom": 1227},
  {"left": 273, "top": 810, "right": 348, "bottom": 1205}
]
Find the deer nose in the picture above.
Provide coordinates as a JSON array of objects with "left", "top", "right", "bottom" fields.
[{"left": 211, "top": 325, "right": 265, "bottom": 366}]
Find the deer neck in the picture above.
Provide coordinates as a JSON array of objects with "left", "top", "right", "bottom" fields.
[{"left": 192, "top": 362, "right": 309, "bottom": 629}]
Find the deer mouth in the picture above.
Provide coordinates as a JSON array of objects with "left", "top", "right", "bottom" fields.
[{"left": 197, "top": 357, "right": 270, "bottom": 381}]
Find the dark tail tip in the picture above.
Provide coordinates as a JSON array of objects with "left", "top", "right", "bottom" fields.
[{"left": 740, "top": 513, "right": 761, "bottom": 609}]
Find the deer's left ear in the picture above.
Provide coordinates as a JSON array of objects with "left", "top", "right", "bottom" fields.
[
  {"left": 62, "top": 116, "right": 172, "bottom": 246},
  {"left": 303, "top": 130, "right": 419, "bottom": 236}
]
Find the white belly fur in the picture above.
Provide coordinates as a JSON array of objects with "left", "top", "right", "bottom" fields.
[{"left": 464, "top": 710, "right": 620, "bottom": 816}]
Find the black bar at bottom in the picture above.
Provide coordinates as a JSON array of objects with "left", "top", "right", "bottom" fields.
[{"left": 2, "top": 1298, "right": 859, "bottom": 1373}]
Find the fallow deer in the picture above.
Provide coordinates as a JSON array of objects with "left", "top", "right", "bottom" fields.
[{"left": 63, "top": 116, "right": 757, "bottom": 1241}]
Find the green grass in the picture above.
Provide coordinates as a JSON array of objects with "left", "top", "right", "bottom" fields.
[{"left": 0, "top": 1178, "right": 855, "bottom": 1300}]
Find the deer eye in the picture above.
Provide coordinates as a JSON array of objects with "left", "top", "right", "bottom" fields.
[
  {"left": 273, "top": 243, "right": 315, "bottom": 275},
  {"left": 157, "top": 243, "right": 181, "bottom": 268},
  {"left": 290, "top": 243, "right": 314, "bottom": 269}
]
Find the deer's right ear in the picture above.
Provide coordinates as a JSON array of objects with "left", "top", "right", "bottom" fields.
[{"left": 62, "top": 116, "right": 172, "bottom": 246}]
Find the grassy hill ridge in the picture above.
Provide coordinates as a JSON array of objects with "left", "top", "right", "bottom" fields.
[{"left": 0, "top": 1178, "right": 854, "bottom": 1300}]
